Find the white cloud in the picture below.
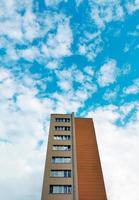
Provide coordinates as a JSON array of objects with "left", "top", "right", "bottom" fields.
[
  {"left": 22, "top": 10, "right": 40, "bottom": 42},
  {"left": 76, "top": 84, "right": 97, "bottom": 101},
  {"left": 78, "top": 44, "right": 86, "bottom": 54},
  {"left": 18, "top": 47, "right": 40, "bottom": 61},
  {"left": 78, "top": 31, "right": 103, "bottom": 60},
  {"left": 123, "top": 78, "right": 139, "bottom": 95},
  {"left": 0, "top": 0, "right": 39, "bottom": 43},
  {"left": 57, "top": 80, "right": 72, "bottom": 91},
  {"left": 41, "top": 19, "right": 73, "bottom": 59},
  {"left": 97, "top": 59, "right": 118, "bottom": 87},
  {"left": 52, "top": 92, "right": 82, "bottom": 113},
  {"left": 87, "top": 103, "right": 139, "bottom": 200},
  {"left": 84, "top": 66, "right": 94, "bottom": 76},
  {"left": 45, "top": 0, "right": 68, "bottom": 6},
  {"left": 128, "top": 30, "right": 139, "bottom": 37},
  {"left": 76, "top": 0, "right": 84, "bottom": 7},
  {"left": 55, "top": 67, "right": 73, "bottom": 91},
  {"left": 0, "top": 68, "right": 54, "bottom": 200},
  {"left": 46, "top": 60, "right": 59, "bottom": 69},
  {"left": 126, "top": 0, "right": 139, "bottom": 14},
  {"left": 103, "top": 87, "right": 119, "bottom": 101},
  {"left": 0, "top": 15, "right": 23, "bottom": 41},
  {"left": 54, "top": 65, "right": 97, "bottom": 111},
  {"left": 0, "top": 1, "right": 73, "bottom": 67},
  {"left": 119, "top": 102, "right": 137, "bottom": 119},
  {"left": 56, "top": 65, "right": 96, "bottom": 93},
  {"left": 89, "top": 0, "right": 124, "bottom": 29}
]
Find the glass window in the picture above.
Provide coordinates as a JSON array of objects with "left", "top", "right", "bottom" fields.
[
  {"left": 55, "top": 118, "right": 70, "bottom": 122},
  {"left": 50, "top": 170, "right": 72, "bottom": 177},
  {"left": 55, "top": 126, "right": 70, "bottom": 131},
  {"left": 49, "top": 185, "right": 72, "bottom": 194},
  {"left": 52, "top": 157, "right": 71, "bottom": 164},
  {"left": 54, "top": 135, "right": 71, "bottom": 141},
  {"left": 54, "top": 135, "right": 71, "bottom": 140},
  {"left": 53, "top": 145, "right": 71, "bottom": 151}
]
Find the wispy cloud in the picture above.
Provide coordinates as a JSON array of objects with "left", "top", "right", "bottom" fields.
[
  {"left": 89, "top": 0, "right": 124, "bottom": 29},
  {"left": 103, "top": 87, "right": 119, "bottom": 102},
  {"left": 0, "top": 0, "right": 73, "bottom": 69},
  {"left": 45, "top": 0, "right": 68, "bottom": 6},
  {"left": 78, "top": 31, "right": 103, "bottom": 60},
  {"left": 123, "top": 78, "right": 139, "bottom": 95}
]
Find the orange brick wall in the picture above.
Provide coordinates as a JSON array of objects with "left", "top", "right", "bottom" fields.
[{"left": 75, "top": 118, "right": 107, "bottom": 200}]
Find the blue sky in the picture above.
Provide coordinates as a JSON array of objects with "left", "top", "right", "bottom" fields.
[{"left": 0, "top": 0, "right": 139, "bottom": 200}]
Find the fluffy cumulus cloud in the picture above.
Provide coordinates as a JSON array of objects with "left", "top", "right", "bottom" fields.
[
  {"left": 0, "top": 68, "right": 51, "bottom": 200},
  {"left": 41, "top": 19, "right": 73, "bottom": 59},
  {"left": 0, "top": 0, "right": 38, "bottom": 43},
  {"left": 87, "top": 103, "right": 139, "bottom": 200},
  {"left": 97, "top": 59, "right": 118, "bottom": 87}
]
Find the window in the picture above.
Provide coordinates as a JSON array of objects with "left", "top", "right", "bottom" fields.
[
  {"left": 55, "top": 126, "right": 70, "bottom": 131},
  {"left": 52, "top": 157, "right": 71, "bottom": 164},
  {"left": 53, "top": 145, "right": 71, "bottom": 151},
  {"left": 50, "top": 170, "right": 72, "bottom": 177},
  {"left": 54, "top": 135, "right": 71, "bottom": 141},
  {"left": 49, "top": 185, "right": 72, "bottom": 194},
  {"left": 55, "top": 118, "right": 70, "bottom": 123}
]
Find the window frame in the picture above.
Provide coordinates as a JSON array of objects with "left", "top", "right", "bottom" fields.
[
  {"left": 49, "top": 185, "right": 72, "bottom": 194},
  {"left": 52, "top": 157, "right": 71, "bottom": 164},
  {"left": 55, "top": 118, "right": 70, "bottom": 123},
  {"left": 52, "top": 145, "right": 71, "bottom": 151},
  {"left": 53, "top": 135, "right": 71, "bottom": 141},
  {"left": 55, "top": 126, "right": 71, "bottom": 131},
  {"left": 50, "top": 170, "right": 72, "bottom": 178}
]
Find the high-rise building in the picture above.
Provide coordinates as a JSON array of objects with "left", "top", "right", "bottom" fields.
[{"left": 41, "top": 113, "right": 107, "bottom": 200}]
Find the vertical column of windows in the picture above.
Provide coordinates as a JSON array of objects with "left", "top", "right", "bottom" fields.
[{"left": 49, "top": 116, "right": 72, "bottom": 196}]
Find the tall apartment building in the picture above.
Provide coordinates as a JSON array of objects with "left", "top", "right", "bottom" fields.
[{"left": 41, "top": 113, "right": 107, "bottom": 200}]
